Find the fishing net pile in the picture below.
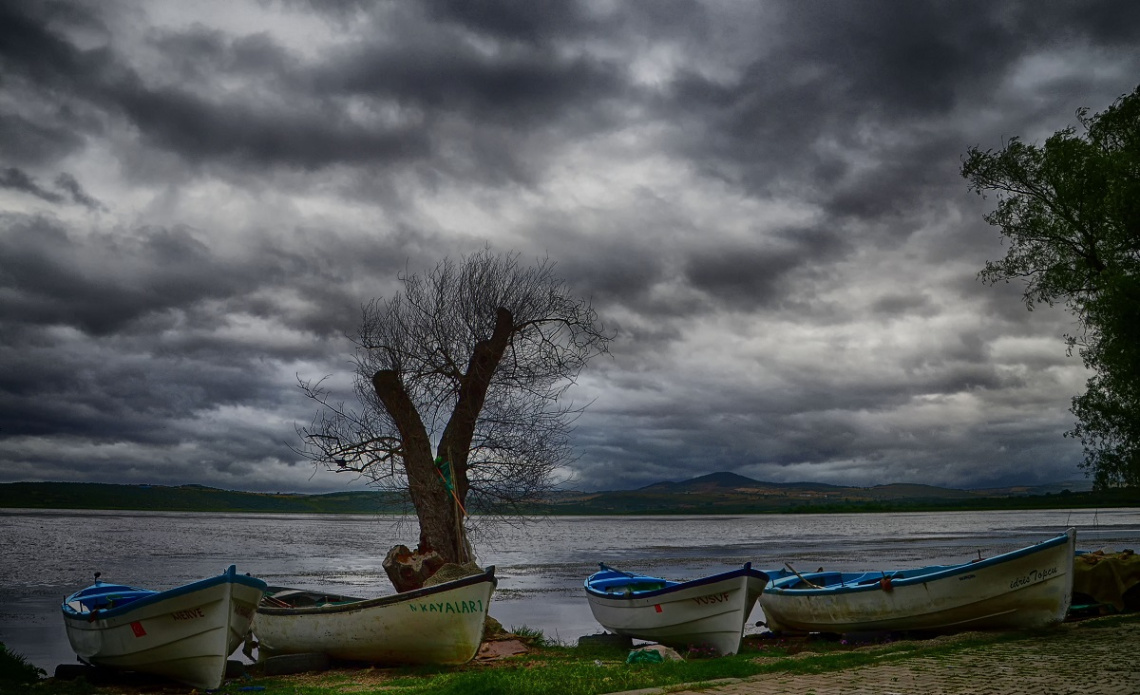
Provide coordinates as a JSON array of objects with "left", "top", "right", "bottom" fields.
[{"left": 1072, "top": 549, "right": 1140, "bottom": 611}]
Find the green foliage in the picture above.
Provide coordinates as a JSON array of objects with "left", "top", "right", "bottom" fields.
[
  {"left": 1070, "top": 271, "right": 1140, "bottom": 487},
  {"left": 0, "top": 643, "right": 45, "bottom": 687},
  {"left": 963, "top": 84, "right": 1140, "bottom": 488}
]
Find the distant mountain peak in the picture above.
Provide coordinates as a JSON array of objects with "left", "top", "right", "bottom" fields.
[
  {"left": 638, "top": 471, "right": 762, "bottom": 491},
  {"left": 634, "top": 471, "right": 853, "bottom": 494},
  {"left": 687, "top": 471, "right": 762, "bottom": 487}
]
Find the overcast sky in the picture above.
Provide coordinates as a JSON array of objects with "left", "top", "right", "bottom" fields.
[{"left": 2, "top": 1, "right": 1139, "bottom": 494}]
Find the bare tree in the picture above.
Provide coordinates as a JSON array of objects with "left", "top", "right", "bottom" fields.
[{"left": 296, "top": 249, "right": 611, "bottom": 589}]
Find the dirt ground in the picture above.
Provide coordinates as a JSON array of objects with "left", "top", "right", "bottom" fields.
[{"left": 616, "top": 617, "right": 1140, "bottom": 695}]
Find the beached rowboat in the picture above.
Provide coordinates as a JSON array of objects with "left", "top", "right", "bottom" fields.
[
  {"left": 584, "top": 563, "right": 769, "bottom": 655},
  {"left": 253, "top": 566, "right": 496, "bottom": 665},
  {"left": 61, "top": 565, "right": 267, "bottom": 690},
  {"left": 759, "top": 528, "right": 1076, "bottom": 635}
]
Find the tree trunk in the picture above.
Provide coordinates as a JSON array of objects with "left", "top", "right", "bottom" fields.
[
  {"left": 370, "top": 308, "right": 514, "bottom": 589},
  {"left": 371, "top": 370, "right": 462, "bottom": 572}
]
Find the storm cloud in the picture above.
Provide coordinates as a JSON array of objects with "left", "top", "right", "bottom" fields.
[{"left": 2, "top": 0, "right": 1137, "bottom": 492}]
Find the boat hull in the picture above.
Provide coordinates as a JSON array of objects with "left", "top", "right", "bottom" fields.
[
  {"left": 759, "top": 528, "right": 1076, "bottom": 635},
  {"left": 585, "top": 565, "right": 768, "bottom": 655},
  {"left": 61, "top": 566, "right": 266, "bottom": 690},
  {"left": 253, "top": 567, "right": 496, "bottom": 665}
]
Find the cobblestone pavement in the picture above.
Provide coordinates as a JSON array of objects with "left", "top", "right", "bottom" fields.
[{"left": 618, "top": 619, "right": 1140, "bottom": 695}]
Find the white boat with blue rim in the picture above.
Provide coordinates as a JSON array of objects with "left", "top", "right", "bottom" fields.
[
  {"left": 61, "top": 565, "right": 267, "bottom": 690},
  {"left": 253, "top": 566, "right": 496, "bottom": 665},
  {"left": 759, "top": 528, "right": 1076, "bottom": 635},
  {"left": 584, "top": 563, "right": 769, "bottom": 655}
]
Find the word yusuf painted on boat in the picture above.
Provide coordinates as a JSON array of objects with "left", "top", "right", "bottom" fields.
[
  {"left": 408, "top": 599, "right": 484, "bottom": 615},
  {"left": 692, "top": 592, "right": 731, "bottom": 606},
  {"left": 1008, "top": 565, "right": 1058, "bottom": 590}
]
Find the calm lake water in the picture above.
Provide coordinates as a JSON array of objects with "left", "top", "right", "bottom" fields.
[{"left": 2, "top": 508, "right": 1137, "bottom": 672}]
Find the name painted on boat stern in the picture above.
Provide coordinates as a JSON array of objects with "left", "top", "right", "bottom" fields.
[
  {"left": 692, "top": 592, "right": 731, "bottom": 606},
  {"left": 171, "top": 608, "right": 206, "bottom": 621},
  {"left": 1008, "top": 565, "right": 1058, "bottom": 590},
  {"left": 409, "top": 599, "right": 484, "bottom": 615}
]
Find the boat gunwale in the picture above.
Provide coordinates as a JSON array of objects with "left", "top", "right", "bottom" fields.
[
  {"left": 61, "top": 565, "right": 266, "bottom": 622},
  {"left": 764, "top": 528, "right": 1075, "bottom": 597},
  {"left": 584, "top": 562, "right": 768, "bottom": 601},
  {"left": 256, "top": 566, "right": 496, "bottom": 616}
]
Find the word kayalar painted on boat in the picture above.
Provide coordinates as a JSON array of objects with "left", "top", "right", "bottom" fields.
[
  {"left": 1008, "top": 565, "right": 1058, "bottom": 590},
  {"left": 408, "top": 599, "right": 485, "bottom": 614}
]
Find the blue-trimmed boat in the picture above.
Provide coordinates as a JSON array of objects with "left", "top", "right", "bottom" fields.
[
  {"left": 61, "top": 565, "right": 267, "bottom": 690},
  {"left": 584, "top": 563, "right": 768, "bottom": 655},
  {"left": 759, "top": 528, "right": 1076, "bottom": 635}
]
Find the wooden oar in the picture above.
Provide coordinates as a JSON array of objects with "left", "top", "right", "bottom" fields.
[
  {"left": 784, "top": 562, "right": 824, "bottom": 589},
  {"left": 261, "top": 594, "right": 292, "bottom": 608},
  {"left": 599, "top": 562, "right": 636, "bottom": 577}
]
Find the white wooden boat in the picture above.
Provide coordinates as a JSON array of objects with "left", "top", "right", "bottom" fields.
[
  {"left": 759, "top": 528, "right": 1076, "bottom": 635},
  {"left": 253, "top": 566, "right": 496, "bottom": 665},
  {"left": 584, "top": 563, "right": 769, "bottom": 655},
  {"left": 61, "top": 565, "right": 267, "bottom": 690}
]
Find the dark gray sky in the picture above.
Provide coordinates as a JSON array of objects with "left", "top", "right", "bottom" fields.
[{"left": 2, "top": 0, "right": 1138, "bottom": 493}]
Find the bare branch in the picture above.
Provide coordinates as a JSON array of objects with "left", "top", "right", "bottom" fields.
[{"left": 294, "top": 248, "right": 612, "bottom": 565}]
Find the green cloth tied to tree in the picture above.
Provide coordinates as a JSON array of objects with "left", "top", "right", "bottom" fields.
[{"left": 435, "top": 456, "right": 455, "bottom": 493}]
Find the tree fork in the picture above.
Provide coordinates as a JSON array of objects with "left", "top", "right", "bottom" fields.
[
  {"left": 371, "top": 369, "right": 459, "bottom": 567},
  {"left": 438, "top": 307, "right": 514, "bottom": 502}
]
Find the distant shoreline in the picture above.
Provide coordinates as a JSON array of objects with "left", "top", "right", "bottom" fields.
[{"left": 0, "top": 480, "right": 1135, "bottom": 516}]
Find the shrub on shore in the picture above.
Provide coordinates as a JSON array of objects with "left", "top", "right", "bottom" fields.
[{"left": 0, "top": 642, "right": 45, "bottom": 687}]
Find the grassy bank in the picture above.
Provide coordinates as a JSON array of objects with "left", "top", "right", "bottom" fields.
[{"left": 21, "top": 612, "right": 1140, "bottom": 695}]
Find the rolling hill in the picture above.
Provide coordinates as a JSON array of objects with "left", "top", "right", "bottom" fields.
[
  {"left": 0, "top": 473, "right": 1126, "bottom": 515},
  {"left": 0, "top": 481, "right": 407, "bottom": 514},
  {"left": 532, "top": 472, "right": 1116, "bottom": 514}
]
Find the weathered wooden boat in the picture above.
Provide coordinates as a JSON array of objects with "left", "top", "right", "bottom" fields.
[
  {"left": 253, "top": 566, "right": 496, "bottom": 665},
  {"left": 584, "top": 563, "right": 769, "bottom": 655},
  {"left": 61, "top": 565, "right": 267, "bottom": 690},
  {"left": 759, "top": 527, "right": 1076, "bottom": 635}
]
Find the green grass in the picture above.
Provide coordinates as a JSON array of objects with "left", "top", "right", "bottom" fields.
[
  {"left": 507, "top": 625, "right": 559, "bottom": 647},
  {"left": 202, "top": 630, "right": 1043, "bottom": 695}
]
